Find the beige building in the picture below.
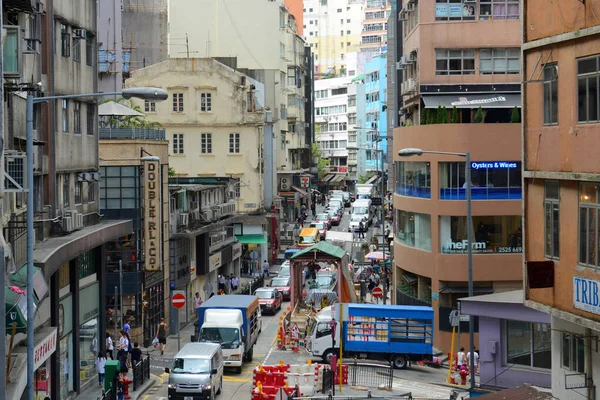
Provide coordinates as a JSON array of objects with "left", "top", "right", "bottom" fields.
[{"left": 125, "top": 58, "right": 265, "bottom": 214}]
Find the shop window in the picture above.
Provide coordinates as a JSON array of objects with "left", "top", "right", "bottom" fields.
[
  {"left": 396, "top": 210, "right": 431, "bottom": 251},
  {"left": 439, "top": 161, "right": 522, "bottom": 200},
  {"left": 505, "top": 321, "right": 551, "bottom": 369},
  {"left": 562, "top": 333, "right": 585, "bottom": 373},
  {"left": 479, "top": 0, "right": 519, "bottom": 20},
  {"left": 99, "top": 166, "right": 140, "bottom": 210},
  {"left": 78, "top": 250, "right": 96, "bottom": 279},
  {"left": 79, "top": 316, "right": 99, "bottom": 386},
  {"left": 440, "top": 215, "right": 522, "bottom": 254},
  {"left": 479, "top": 48, "right": 520, "bottom": 75},
  {"left": 543, "top": 63, "right": 558, "bottom": 125},
  {"left": 395, "top": 161, "right": 431, "bottom": 198},
  {"left": 544, "top": 180, "right": 560, "bottom": 259},
  {"left": 435, "top": 49, "right": 475, "bottom": 75},
  {"left": 435, "top": 0, "right": 476, "bottom": 21},
  {"left": 577, "top": 55, "right": 600, "bottom": 123},
  {"left": 578, "top": 183, "right": 600, "bottom": 268}
]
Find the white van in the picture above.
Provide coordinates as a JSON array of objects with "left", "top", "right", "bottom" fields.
[
  {"left": 350, "top": 199, "right": 372, "bottom": 228},
  {"left": 166, "top": 342, "right": 223, "bottom": 400}
]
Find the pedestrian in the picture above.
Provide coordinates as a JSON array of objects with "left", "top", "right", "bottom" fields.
[
  {"left": 232, "top": 274, "right": 239, "bottom": 291},
  {"left": 123, "top": 318, "right": 131, "bottom": 335},
  {"left": 105, "top": 332, "right": 114, "bottom": 359},
  {"left": 358, "top": 221, "right": 365, "bottom": 239},
  {"left": 457, "top": 347, "right": 467, "bottom": 370},
  {"left": 156, "top": 318, "right": 168, "bottom": 356},
  {"left": 311, "top": 202, "right": 316, "bottom": 217},
  {"left": 218, "top": 274, "right": 226, "bottom": 292},
  {"left": 193, "top": 292, "right": 203, "bottom": 318},
  {"left": 117, "top": 372, "right": 125, "bottom": 400},
  {"left": 96, "top": 351, "right": 106, "bottom": 387},
  {"left": 130, "top": 342, "right": 143, "bottom": 366},
  {"left": 118, "top": 330, "right": 129, "bottom": 361},
  {"left": 262, "top": 259, "right": 270, "bottom": 277},
  {"left": 466, "top": 348, "right": 480, "bottom": 374},
  {"left": 226, "top": 274, "right": 232, "bottom": 293}
]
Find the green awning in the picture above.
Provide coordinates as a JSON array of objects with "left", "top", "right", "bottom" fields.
[
  {"left": 5, "top": 288, "right": 31, "bottom": 334},
  {"left": 235, "top": 234, "right": 267, "bottom": 245},
  {"left": 351, "top": 74, "right": 365, "bottom": 82},
  {"left": 10, "top": 265, "right": 48, "bottom": 302}
]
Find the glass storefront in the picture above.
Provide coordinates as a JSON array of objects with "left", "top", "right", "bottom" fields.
[
  {"left": 144, "top": 281, "right": 165, "bottom": 346},
  {"left": 59, "top": 335, "right": 73, "bottom": 399},
  {"left": 395, "top": 161, "right": 431, "bottom": 198},
  {"left": 439, "top": 161, "right": 522, "bottom": 200},
  {"left": 79, "top": 282, "right": 100, "bottom": 387},
  {"left": 35, "top": 361, "right": 51, "bottom": 400},
  {"left": 395, "top": 210, "right": 432, "bottom": 251},
  {"left": 440, "top": 215, "right": 522, "bottom": 254}
]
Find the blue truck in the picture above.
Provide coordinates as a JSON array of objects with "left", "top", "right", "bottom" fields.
[
  {"left": 307, "top": 303, "right": 434, "bottom": 369},
  {"left": 197, "top": 295, "right": 262, "bottom": 373}
]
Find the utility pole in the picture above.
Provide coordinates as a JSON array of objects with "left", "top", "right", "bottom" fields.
[{"left": 0, "top": 0, "right": 5, "bottom": 395}]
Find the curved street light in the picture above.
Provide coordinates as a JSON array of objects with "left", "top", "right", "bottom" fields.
[{"left": 398, "top": 147, "right": 475, "bottom": 391}]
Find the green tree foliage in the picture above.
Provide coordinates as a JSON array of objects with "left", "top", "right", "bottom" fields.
[
  {"left": 420, "top": 109, "right": 428, "bottom": 125},
  {"left": 475, "top": 107, "right": 485, "bottom": 123},
  {"left": 440, "top": 106, "right": 448, "bottom": 123},
  {"left": 436, "top": 106, "right": 444, "bottom": 124},
  {"left": 511, "top": 106, "right": 520, "bottom": 123},
  {"left": 312, "top": 144, "right": 330, "bottom": 184},
  {"left": 427, "top": 109, "right": 435, "bottom": 125},
  {"left": 451, "top": 106, "right": 459, "bottom": 123}
]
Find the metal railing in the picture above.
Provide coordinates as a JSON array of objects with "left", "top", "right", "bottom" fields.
[
  {"left": 348, "top": 360, "right": 393, "bottom": 389},
  {"left": 100, "top": 375, "right": 118, "bottom": 400},
  {"left": 132, "top": 355, "right": 151, "bottom": 390},
  {"left": 322, "top": 367, "right": 335, "bottom": 394},
  {"left": 99, "top": 127, "right": 166, "bottom": 140}
]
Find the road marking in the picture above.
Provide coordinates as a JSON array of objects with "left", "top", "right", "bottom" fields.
[
  {"left": 160, "top": 372, "right": 169, "bottom": 377},
  {"left": 151, "top": 373, "right": 164, "bottom": 386},
  {"left": 224, "top": 376, "right": 252, "bottom": 383}
]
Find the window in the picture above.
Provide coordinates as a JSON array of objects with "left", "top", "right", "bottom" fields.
[
  {"left": 75, "top": 181, "right": 82, "bottom": 204},
  {"left": 562, "top": 333, "right": 585, "bottom": 373},
  {"left": 348, "top": 113, "right": 357, "bottom": 125},
  {"left": 337, "top": 8, "right": 342, "bottom": 12},
  {"left": 395, "top": 161, "right": 431, "bottom": 198},
  {"left": 331, "top": 87, "right": 347, "bottom": 96},
  {"left": 578, "top": 183, "right": 600, "bottom": 267},
  {"left": 577, "top": 55, "right": 600, "bottom": 123},
  {"left": 505, "top": 321, "right": 551, "bottom": 369},
  {"left": 348, "top": 95, "right": 356, "bottom": 107},
  {"left": 63, "top": 174, "right": 70, "bottom": 207},
  {"left": 144, "top": 100, "right": 156, "bottom": 113},
  {"left": 172, "top": 93, "right": 184, "bottom": 112},
  {"left": 440, "top": 215, "right": 522, "bottom": 254},
  {"left": 439, "top": 161, "right": 522, "bottom": 200},
  {"left": 396, "top": 210, "right": 432, "bottom": 251},
  {"left": 545, "top": 181, "right": 560, "bottom": 259},
  {"left": 480, "top": 48, "right": 520, "bottom": 75},
  {"left": 436, "top": 49, "right": 475, "bottom": 75},
  {"left": 543, "top": 64, "right": 558, "bottom": 124},
  {"left": 99, "top": 166, "right": 141, "bottom": 210},
  {"left": 88, "top": 180, "right": 96, "bottom": 203},
  {"left": 435, "top": 0, "right": 476, "bottom": 21},
  {"left": 73, "top": 37, "right": 81, "bottom": 62},
  {"left": 86, "top": 103, "right": 95, "bottom": 135},
  {"left": 347, "top": 30, "right": 351, "bottom": 34},
  {"left": 200, "top": 93, "right": 212, "bottom": 112},
  {"left": 3, "top": 25, "right": 19, "bottom": 74},
  {"left": 60, "top": 23, "right": 70, "bottom": 57},
  {"left": 479, "top": 0, "right": 519, "bottom": 20},
  {"left": 287, "top": 68, "right": 297, "bottom": 87},
  {"left": 280, "top": 43, "right": 286, "bottom": 59},
  {"left": 229, "top": 133, "right": 240, "bottom": 153},
  {"left": 86, "top": 36, "right": 94, "bottom": 66},
  {"left": 73, "top": 102, "right": 81, "bottom": 134},
  {"left": 201, "top": 133, "right": 212, "bottom": 154},
  {"left": 172, "top": 133, "right": 184, "bottom": 154},
  {"left": 61, "top": 100, "right": 68, "bottom": 132}
]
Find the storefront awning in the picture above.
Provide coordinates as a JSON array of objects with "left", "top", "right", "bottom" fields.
[
  {"left": 422, "top": 93, "right": 521, "bottom": 109},
  {"left": 292, "top": 185, "right": 308, "bottom": 197},
  {"left": 330, "top": 175, "right": 345, "bottom": 183},
  {"left": 34, "top": 220, "right": 133, "bottom": 277},
  {"left": 10, "top": 265, "right": 48, "bottom": 302},
  {"left": 235, "top": 234, "right": 267, "bottom": 245}
]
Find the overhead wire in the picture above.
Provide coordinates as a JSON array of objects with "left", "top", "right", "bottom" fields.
[{"left": 219, "top": 0, "right": 265, "bottom": 70}]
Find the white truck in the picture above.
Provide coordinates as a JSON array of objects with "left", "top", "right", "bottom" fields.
[{"left": 355, "top": 184, "right": 375, "bottom": 200}]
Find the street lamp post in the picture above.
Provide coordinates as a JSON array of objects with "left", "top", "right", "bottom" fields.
[
  {"left": 398, "top": 148, "right": 474, "bottom": 391},
  {"left": 25, "top": 87, "right": 167, "bottom": 400}
]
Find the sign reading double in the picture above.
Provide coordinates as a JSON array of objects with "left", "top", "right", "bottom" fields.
[{"left": 144, "top": 159, "right": 162, "bottom": 271}]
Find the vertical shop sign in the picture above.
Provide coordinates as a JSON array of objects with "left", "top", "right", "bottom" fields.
[{"left": 144, "top": 159, "right": 162, "bottom": 271}]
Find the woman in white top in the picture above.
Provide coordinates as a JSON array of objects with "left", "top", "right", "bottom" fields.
[
  {"left": 118, "top": 330, "right": 129, "bottom": 360},
  {"left": 105, "top": 332, "right": 114, "bottom": 359},
  {"left": 96, "top": 351, "right": 107, "bottom": 387},
  {"left": 457, "top": 347, "right": 467, "bottom": 369}
]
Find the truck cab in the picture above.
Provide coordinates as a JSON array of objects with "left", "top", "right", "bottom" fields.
[{"left": 199, "top": 309, "right": 245, "bottom": 372}]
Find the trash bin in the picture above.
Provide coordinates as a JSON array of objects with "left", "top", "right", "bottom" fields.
[{"left": 104, "top": 360, "right": 120, "bottom": 392}]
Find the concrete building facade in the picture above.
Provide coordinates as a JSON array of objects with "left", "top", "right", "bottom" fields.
[
  {"left": 97, "top": 0, "right": 123, "bottom": 94},
  {"left": 360, "top": 0, "right": 392, "bottom": 54},
  {"left": 363, "top": 52, "right": 387, "bottom": 174},
  {"left": 522, "top": 1, "right": 600, "bottom": 398}
]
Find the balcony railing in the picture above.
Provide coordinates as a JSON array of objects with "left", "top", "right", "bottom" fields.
[{"left": 99, "top": 127, "right": 166, "bottom": 140}]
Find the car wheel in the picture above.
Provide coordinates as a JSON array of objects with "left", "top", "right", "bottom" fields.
[{"left": 322, "top": 349, "right": 335, "bottom": 363}]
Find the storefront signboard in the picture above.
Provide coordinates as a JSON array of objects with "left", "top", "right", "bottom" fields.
[
  {"left": 143, "top": 158, "right": 162, "bottom": 271},
  {"left": 79, "top": 283, "right": 99, "bottom": 322},
  {"left": 471, "top": 162, "right": 518, "bottom": 170},
  {"left": 34, "top": 328, "right": 58, "bottom": 370},
  {"left": 232, "top": 242, "right": 242, "bottom": 260},
  {"left": 441, "top": 240, "right": 522, "bottom": 254},
  {"left": 209, "top": 252, "right": 222, "bottom": 272},
  {"left": 574, "top": 276, "right": 600, "bottom": 315}
]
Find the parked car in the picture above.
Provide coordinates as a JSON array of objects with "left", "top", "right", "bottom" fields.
[
  {"left": 269, "top": 277, "right": 291, "bottom": 300},
  {"left": 328, "top": 210, "right": 341, "bottom": 226},
  {"left": 314, "top": 213, "right": 332, "bottom": 229},
  {"left": 254, "top": 288, "right": 283, "bottom": 314},
  {"left": 278, "top": 262, "right": 290, "bottom": 277},
  {"left": 309, "top": 222, "right": 328, "bottom": 240}
]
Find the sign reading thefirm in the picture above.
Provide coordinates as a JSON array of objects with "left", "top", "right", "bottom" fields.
[
  {"left": 144, "top": 159, "right": 162, "bottom": 271},
  {"left": 574, "top": 276, "right": 600, "bottom": 315}
]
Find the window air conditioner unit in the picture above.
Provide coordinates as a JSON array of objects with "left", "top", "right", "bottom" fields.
[
  {"left": 62, "top": 217, "right": 74, "bottom": 232},
  {"left": 407, "top": 52, "right": 416, "bottom": 62},
  {"left": 398, "top": 11, "right": 407, "bottom": 21},
  {"left": 73, "top": 29, "right": 87, "bottom": 39},
  {"left": 406, "top": 2, "right": 415, "bottom": 11},
  {"left": 179, "top": 213, "right": 189, "bottom": 226},
  {"left": 396, "top": 61, "right": 406, "bottom": 70},
  {"left": 399, "top": 56, "right": 409, "bottom": 66},
  {"left": 201, "top": 208, "right": 213, "bottom": 222}
]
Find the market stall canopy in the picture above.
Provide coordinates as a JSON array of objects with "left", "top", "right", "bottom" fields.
[
  {"left": 235, "top": 234, "right": 267, "bottom": 245},
  {"left": 421, "top": 93, "right": 521, "bottom": 109},
  {"left": 291, "top": 240, "right": 346, "bottom": 260},
  {"left": 10, "top": 265, "right": 48, "bottom": 302},
  {"left": 98, "top": 101, "right": 145, "bottom": 117}
]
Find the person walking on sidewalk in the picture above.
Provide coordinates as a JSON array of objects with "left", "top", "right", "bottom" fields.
[
  {"left": 262, "top": 260, "right": 270, "bottom": 277},
  {"left": 231, "top": 274, "right": 239, "bottom": 291},
  {"left": 105, "top": 332, "right": 114, "bottom": 359},
  {"left": 96, "top": 351, "right": 106, "bottom": 387},
  {"left": 156, "top": 318, "right": 168, "bottom": 356},
  {"left": 218, "top": 274, "right": 226, "bottom": 292},
  {"left": 193, "top": 292, "right": 203, "bottom": 318}
]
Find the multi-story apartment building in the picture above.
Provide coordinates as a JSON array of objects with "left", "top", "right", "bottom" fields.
[
  {"left": 1, "top": 0, "right": 138, "bottom": 399},
  {"left": 360, "top": 0, "right": 392, "bottom": 54},
  {"left": 97, "top": 0, "right": 123, "bottom": 93},
  {"left": 362, "top": 53, "right": 387, "bottom": 174},
  {"left": 385, "top": 0, "right": 400, "bottom": 193},
  {"left": 315, "top": 77, "right": 351, "bottom": 189},
  {"left": 347, "top": 81, "right": 366, "bottom": 185},
  {"left": 393, "top": 0, "right": 522, "bottom": 353},
  {"left": 523, "top": 1, "right": 600, "bottom": 398},
  {"left": 303, "top": 0, "right": 363, "bottom": 75},
  {"left": 125, "top": 58, "right": 267, "bottom": 303}
]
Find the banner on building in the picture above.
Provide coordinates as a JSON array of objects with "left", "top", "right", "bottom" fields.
[{"left": 143, "top": 158, "right": 162, "bottom": 271}]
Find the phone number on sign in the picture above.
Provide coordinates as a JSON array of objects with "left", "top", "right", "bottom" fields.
[{"left": 498, "top": 247, "right": 522, "bottom": 253}]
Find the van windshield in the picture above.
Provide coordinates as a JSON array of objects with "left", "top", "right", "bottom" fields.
[
  {"left": 300, "top": 235, "right": 316, "bottom": 244},
  {"left": 172, "top": 358, "right": 211, "bottom": 374},
  {"left": 199, "top": 327, "right": 240, "bottom": 349},
  {"left": 352, "top": 207, "right": 368, "bottom": 214}
]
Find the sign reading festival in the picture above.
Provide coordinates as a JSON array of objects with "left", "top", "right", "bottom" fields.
[{"left": 144, "top": 159, "right": 162, "bottom": 271}]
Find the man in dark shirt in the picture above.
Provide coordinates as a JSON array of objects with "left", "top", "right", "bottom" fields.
[{"left": 130, "top": 342, "right": 143, "bottom": 365}]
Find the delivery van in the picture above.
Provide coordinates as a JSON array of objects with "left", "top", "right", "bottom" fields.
[
  {"left": 298, "top": 227, "right": 320, "bottom": 247},
  {"left": 166, "top": 342, "right": 223, "bottom": 400}
]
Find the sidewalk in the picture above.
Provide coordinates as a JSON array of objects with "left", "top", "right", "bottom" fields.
[{"left": 74, "top": 370, "right": 155, "bottom": 400}]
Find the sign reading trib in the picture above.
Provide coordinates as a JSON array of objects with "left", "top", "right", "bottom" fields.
[{"left": 172, "top": 292, "right": 186, "bottom": 309}]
